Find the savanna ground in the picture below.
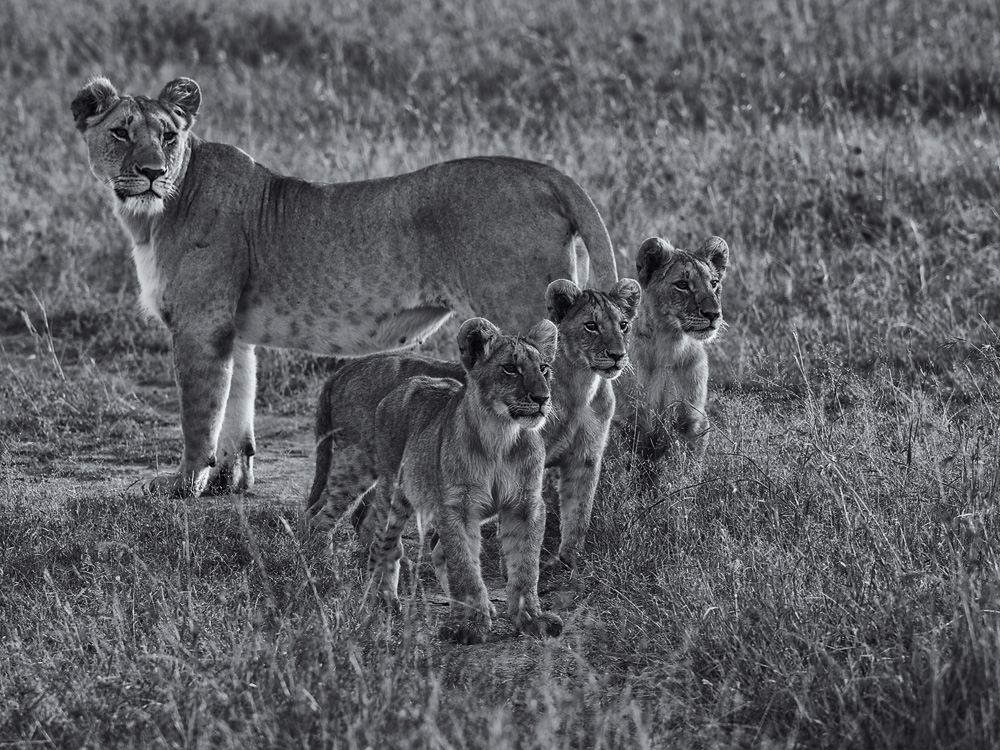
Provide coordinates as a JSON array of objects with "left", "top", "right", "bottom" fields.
[{"left": 2, "top": 0, "right": 1000, "bottom": 747}]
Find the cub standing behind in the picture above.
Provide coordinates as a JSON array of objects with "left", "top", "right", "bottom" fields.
[
  {"left": 306, "top": 279, "right": 642, "bottom": 571},
  {"left": 614, "top": 236, "right": 730, "bottom": 464}
]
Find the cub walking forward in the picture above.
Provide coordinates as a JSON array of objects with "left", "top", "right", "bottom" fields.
[{"left": 370, "top": 317, "right": 562, "bottom": 644}]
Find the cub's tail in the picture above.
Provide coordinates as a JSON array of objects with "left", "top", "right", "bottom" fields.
[{"left": 305, "top": 379, "right": 337, "bottom": 530}]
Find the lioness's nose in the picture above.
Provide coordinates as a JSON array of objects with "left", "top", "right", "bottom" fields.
[{"left": 136, "top": 165, "right": 166, "bottom": 182}]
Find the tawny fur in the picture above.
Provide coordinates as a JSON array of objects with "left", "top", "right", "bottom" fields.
[
  {"left": 71, "top": 76, "right": 618, "bottom": 497},
  {"left": 612, "top": 236, "right": 731, "bottom": 464}
]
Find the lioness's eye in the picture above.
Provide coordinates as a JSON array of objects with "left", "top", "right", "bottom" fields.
[
  {"left": 540, "top": 363, "right": 551, "bottom": 375},
  {"left": 711, "top": 278, "right": 720, "bottom": 288},
  {"left": 162, "top": 131, "right": 177, "bottom": 145},
  {"left": 584, "top": 322, "right": 599, "bottom": 333},
  {"left": 110, "top": 127, "right": 129, "bottom": 142},
  {"left": 501, "top": 364, "right": 518, "bottom": 376},
  {"left": 674, "top": 280, "right": 690, "bottom": 291},
  {"left": 619, "top": 321, "right": 630, "bottom": 332}
]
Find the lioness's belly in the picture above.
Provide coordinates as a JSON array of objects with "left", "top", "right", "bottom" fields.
[{"left": 235, "top": 280, "right": 461, "bottom": 356}]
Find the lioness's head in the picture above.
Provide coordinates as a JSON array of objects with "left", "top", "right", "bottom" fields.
[
  {"left": 71, "top": 77, "right": 201, "bottom": 218},
  {"left": 545, "top": 278, "right": 641, "bottom": 380},
  {"left": 458, "top": 317, "right": 558, "bottom": 431},
  {"left": 635, "top": 236, "right": 730, "bottom": 342}
]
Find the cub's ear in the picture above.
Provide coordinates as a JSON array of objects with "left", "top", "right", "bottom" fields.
[
  {"left": 694, "top": 236, "right": 730, "bottom": 279},
  {"left": 71, "top": 77, "right": 119, "bottom": 132},
  {"left": 158, "top": 77, "right": 201, "bottom": 128},
  {"left": 610, "top": 278, "right": 642, "bottom": 321},
  {"left": 458, "top": 317, "right": 502, "bottom": 371},
  {"left": 525, "top": 319, "right": 559, "bottom": 363},
  {"left": 635, "top": 237, "right": 675, "bottom": 286},
  {"left": 545, "top": 279, "right": 582, "bottom": 324}
]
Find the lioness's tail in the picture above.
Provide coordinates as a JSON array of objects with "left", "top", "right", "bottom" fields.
[
  {"left": 552, "top": 172, "right": 619, "bottom": 288},
  {"left": 305, "top": 380, "right": 336, "bottom": 530}
]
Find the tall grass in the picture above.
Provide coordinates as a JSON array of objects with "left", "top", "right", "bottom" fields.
[{"left": 2, "top": 0, "right": 1000, "bottom": 746}]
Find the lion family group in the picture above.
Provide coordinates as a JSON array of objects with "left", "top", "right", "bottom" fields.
[{"left": 72, "top": 76, "right": 731, "bottom": 645}]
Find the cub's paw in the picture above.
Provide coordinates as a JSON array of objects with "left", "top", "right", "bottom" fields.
[
  {"left": 145, "top": 471, "right": 205, "bottom": 497},
  {"left": 517, "top": 611, "right": 564, "bottom": 639},
  {"left": 439, "top": 609, "right": 491, "bottom": 645}
]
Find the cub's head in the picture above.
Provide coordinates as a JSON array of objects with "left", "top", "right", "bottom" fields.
[
  {"left": 635, "top": 236, "right": 730, "bottom": 342},
  {"left": 545, "top": 278, "right": 642, "bottom": 380},
  {"left": 71, "top": 77, "right": 201, "bottom": 218},
  {"left": 458, "top": 317, "right": 558, "bottom": 431}
]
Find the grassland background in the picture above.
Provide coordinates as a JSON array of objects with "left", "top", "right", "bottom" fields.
[{"left": 2, "top": 0, "right": 1000, "bottom": 747}]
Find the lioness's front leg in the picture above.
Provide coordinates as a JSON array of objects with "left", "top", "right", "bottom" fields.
[
  {"left": 148, "top": 323, "right": 235, "bottom": 497},
  {"left": 206, "top": 342, "right": 256, "bottom": 494},
  {"left": 500, "top": 491, "right": 563, "bottom": 639},
  {"left": 436, "top": 490, "right": 492, "bottom": 645}
]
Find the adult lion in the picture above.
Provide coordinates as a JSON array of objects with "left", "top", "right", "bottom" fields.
[{"left": 71, "top": 76, "right": 618, "bottom": 496}]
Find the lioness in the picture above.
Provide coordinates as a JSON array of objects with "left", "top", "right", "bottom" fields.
[
  {"left": 71, "top": 76, "right": 618, "bottom": 496},
  {"left": 613, "top": 236, "right": 730, "bottom": 462},
  {"left": 370, "top": 317, "right": 563, "bottom": 644},
  {"left": 305, "top": 278, "right": 641, "bottom": 570}
]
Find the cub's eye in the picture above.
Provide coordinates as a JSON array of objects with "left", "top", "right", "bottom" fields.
[
  {"left": 674, "top": 280, "right": 690, "bottom": 291},
  {"left": 584, "top": 321, "right": 600, "bottom": 333},
  {"left": 162, "top": 131, "right": 177, "bottom": 145},
  {"left": 501, "top": 364, "right": 518, "bottom": 376},
  {"left": 619, "top": 321, "right": 630, "bottom": 332},
  {"left": 110, "top": 127, "right": 129, "bottom": 142}
]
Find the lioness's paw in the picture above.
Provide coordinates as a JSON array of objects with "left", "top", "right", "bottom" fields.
[
  {"left": 517, "top": 611, "right": 564, "bottom": 639},
  {"left": 440, "top": 610, "right": 491, "bottom": 645},
  {"left": 206, "top": 454, "right": 255, "bottom": 495},
  {"left": 145, "top": 471, "right": 206, "bottom": 497}
]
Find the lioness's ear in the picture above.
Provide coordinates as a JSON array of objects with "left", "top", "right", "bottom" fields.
[
  {"left": 458, "top": 317, "right": 501, "bottom": 371},
  {"left": 71, "top": 76, "right": 119, "bottom": 132},
  {"left": 695, "top": 236, "right": 730, "bottom": 280},
  {"left": 158, "top": 77, "right": 202, "bottom": 128},
  {"left": 610, "top": 278, "right": 642, "bottom": 321},
  {"left": 635, "top": 237, "right": 674, "bottom": 286},
  {"left": 545, "top": 279, "right": 582, "bottom": 324},
  {"left": 525, "top": 319, "right": 559, "bottom": 363}
]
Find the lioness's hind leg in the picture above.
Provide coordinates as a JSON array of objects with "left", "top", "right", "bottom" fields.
[{"left": 207, "top": 343, "right": 257, "bottom": 494}]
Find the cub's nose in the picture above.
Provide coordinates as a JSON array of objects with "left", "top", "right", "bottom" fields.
[
  {"left": 606, "top": 349, "right": 625, "bottom": 364},
  {"left": 529, "top": 393, "right": 549, "bottom": 407},
  {"left": 136, "top": 165, "right": 166, "bottom": 182},
  {"left": 702, "top": 309, "right": 721, "bottom": 323}
]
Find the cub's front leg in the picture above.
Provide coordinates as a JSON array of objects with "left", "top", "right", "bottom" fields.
[
  {"left": 436, "top": 489, "right": 492, "bottom": 645},
  {"left": 500, "top": 486, "right": 563, "bottom": 639}
]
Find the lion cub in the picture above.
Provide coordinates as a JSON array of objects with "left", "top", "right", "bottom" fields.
[
  {"left": 306, "top": 280, "right": 641, "bottom": 571},
  {"left": 614, "top": 236, "right": 730, "bottom": 463},
  {"left": 313, "top": 317, "right": 563, "bottom": 644}
]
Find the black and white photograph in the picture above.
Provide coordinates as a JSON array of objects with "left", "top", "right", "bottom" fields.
[{"left": 2, "top": 0, "right": 999, "bottom": 747}]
